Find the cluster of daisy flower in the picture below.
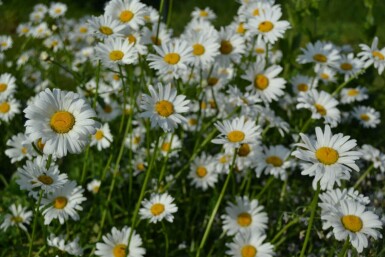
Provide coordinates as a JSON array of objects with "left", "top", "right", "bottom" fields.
[{"left": 0, "top": 0, "right": 384, "bottom": 256}]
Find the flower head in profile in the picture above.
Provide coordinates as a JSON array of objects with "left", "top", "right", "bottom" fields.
[
  {"left": 140, "top": 83, "right": 190, "bottom": 132},
  {"left": 139, "top": 193, "right": 178, "bottom": 223}
]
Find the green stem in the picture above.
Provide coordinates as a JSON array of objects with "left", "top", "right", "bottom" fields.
[
  {"left": 256, "top": 176, "right": 274, "bottom": 199},
  {"left": 155, "top": 0, "right": 166, "bottom": 44},
  {"left": 338, "top": 239, "right": 350, "bottom": 257},
  {"left": 28, "top": 190, "right": 43, "bottom": 257},
  {"left": 271, "top": 217, "right": 300, "bottom": 244},
  {"left": 80, "top": 146, "right": 90, "bottom": 184},
  {"left": 196, "top": 150, "right": 237, "bottom": 257},
  {"left": 158, "top": 133, "right": 174, "bottom": 189},
  {"left": 299, "top": 183, "right": 321, "bottom": 257},
  {"left": 166, "top": 0, "right": 173, "bottom": 27},
  {"left": 331, "top": 67, "right": 367, "bottom": 97},
  {"left": 162, "top": 222, "right": 169, "bottom": 257},
  {"left": 354, "top": 164, "right": 374, "bottom": 189}
]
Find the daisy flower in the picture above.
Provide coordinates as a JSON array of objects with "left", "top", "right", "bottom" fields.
[
  {"left": 358, "top": 37, "right": 385, "bottom": 75},
  {"left": 90, "top": 123, "right": 113, "bottom": 151},
  {"left": 351, "top": 106, "right": 380, "bottom": 128},
  {"left": 226, "top": 230, "right": 274, "bottom": 257},
  {"left": 212, "top": 116, "right": 261, "bottom": 151},
  {"left": 31, "top": 22, "right": 52, "bottom": 39},
  {"left": 139, "top": 193, "right": 178, "bottom": 223},
  {"left": 290, "top": 74, "right": 317, "bottom": 95},
  {"left": 254, "top": 145, "right": 291, "bottom": 180},
  {"left": 17, "top": 23, "right": 32, "bottom": 37},
  {"left": 292, "top": 125, "right": 361, "bottom": 190},
  {"left": 233, "top": 142, "right": 260, "bottom": 171},
  {"left": 5, "top": 133, "right": 33, "bottom": 163},
  {"left": 24, "top": 88, "right": 99, "bottom": 158},
  {"left": 96, "top": 226, "right": 145, "bottom": 257},
  {"left": 296, "top": 89, "right": 340, "bottom": 127},
  {"left": 321, "top": 199, "right": 382, "bottom": 253},
  {"left": 95, "top": 37, "right": 138, "bottom": 68},
  {"left": 125, "top": 126, "right": 145, "bottom": 151},
  {"left": 188, "top": 153, "right": 218, "bottom": 191},
  {"left": 297, "top": 41, "right": 341, "bottom": 69},
  {"left": 335, "top": 53, "right": 364, "bottom": 81},
  {"left": 0, "top": 73, "right": 17, "bottom": 99},
  {"left": 104, "top": 0, "right": 146, "bottom": 30},
  {"left": 141, "top": 23, "right": 171, "bottom": 46},
  {"left": 340, "top": 86, "right": 368, "bottom": 104},
  {"left": 48, "top": 2, "right": 67, "bottom": 18},
  {"left": 214, "top": 152, "right": 233, "bottom": 174},
  {"left": 246, "top": 6, "right": 291, "bottom": 44},
  {"left": 216, "top": 26, "right": 246, "bottom": 66},
  {"left": 243, "top": 59, "right": 286, "bottom": 103},
  {"left": 191, "top": 7, "right": 217, "bottom": 21},
  {"left": 97, "top": 100, "right": 122, "bottom": 122},
  {"left": 139, "top": 83, "right": 190, "bottom": 132},
  {"left": 47, "top": 234, "right": 84, "bottom": 256},
  {"left": 40, "top": 181, "right": 86, "bottom": 225},
  {"left": 361, "top": 144, "right": 385, "bottom": 173},
  {"left": 221, "top": 196, "right": 268, "bottom": 236},
  {"left": 147, "top": 39, "right": 194, "bottom": 79},
  {"left": 316, "top": 66, "right": 337, "bottom": 85},
  {"left": 153, "top": 133, "right": 182, "bottom": 158},
  {"left": 88, "top": 14, "right": 126, "bottom": 39},
  {"left": 121, "top": 28, "right": 148, "bottom": 55},
  {"left": 0, "top": 35, "right": 13, "bottom": 51},
  {"left": 87, "top": 179, "right": 101, "bottom": 194},
  {"left": 0, "top": 97, "right": 20, "bottom": 123},
  {"left": 0, "top": 204, "right": 32, "bottom": 232},
  {"left": 16, "top": 156, "right": 68, "bottom": 197}
]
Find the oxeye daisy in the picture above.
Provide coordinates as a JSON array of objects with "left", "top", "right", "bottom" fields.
[
  {"left": 147, "top": 39, "right": 194, "bottom": 79},
  {"left": 361, "top": 144, "right": 385, "bottom": 173},
  {"left": 139, "top": 83, "right": 190, "bottom": 132},
  {"left": 142, "top": 23, "right": 171, "bottom": 46},
  {"left": 212, "top": 116, "right": 261, "bottom": 151},
  {"left": 188, "top": 153, "right": 218, "bottom": 191},
  {"left": 292, "top": 125, "right": 361, "bottom": 190},
  {"left": 191, "top": 7, "right": 217, "bottom": 21},
  {"left": 0, "top": 35, "right": 13, "bottom": 51},
  {"left": 40, "top": 181, "right": 86, "bottom": 225},
  {"left": 153, "top": 133, "right": 182, "bottom": 158},
  {"left": 139, "top": 193, "right": 178, "bottom": 223},
  {"left": 226, "top": 230, "right": 274, "bottom": 257},
  {"left": 31, "top": 22, "right": 52, "bottom": 39},
  {"left": 5, "top": 133, "right": 33, "bottom": 163},
  {"left": 47, "top": 234, "right": 84, "bottom": 256},
  {"left": 0, "top": 204, "right": 32, "bottom": 232},
  {"left": 0, "top": 73, "right": 17, "bottom": 99},
  {"left": 316, "top": 66, "right": 337, "bottom": 85},
  {"left": 297, "top": 89, "right": 341, "bottom": 127},
  {"left": 233, "top": 142, "right": 260, "bottom": 171},
  {"left": 335, "top": 53, "right": 364, "bottom": 81},
  {"left": 24, "top": 88, "right": 99, "bottom": 158},
  {"left": 297, "top": 41, "right": 341, "bottom": 69},
  {"left": 216, "top": 26, "right": 246, "bottom": 66},
  {"left": 104, "top": 0, "right": 146, "bottom": 30},
  {"left": 321, "top": 199, "right": 382, "bottom": 253},
  {"left": 242, "top": 59, "right": 286, "bottom": 103},
  {"left": 358, "top": 37, "right": 385, "bottom": 75},
  {"left": 290, "top": 74, "right": 317, "bottom": 95},
  {"left": 88, "top": 14, "right": 126, "bottom": 39},
  {"left": 0, "top": 97, "right": 20, "bottom": 123},
  {"left": 87, "top": 179, "right": 101, "bottom": 194},
  {"left": 95, "top": 37, "right": 138, "bottom": 68},
  {"left": 97, "top": 100, "right": 122, "bottom": 122},
  {"left": 48, "top": 2, "right": 67, "bottom": 18},
  {"left": 221, "top": 196, "right": 268, "bottom": 236},
  {"left": 246, "top": 6, "right": 291, "bottom": 44},
  {"left": 254, "top": 144, "right": 291, "bottom": 180},
  {"left": 90, "top": 123, "right": 113, "bottom": 151},
  {"left": 351, "top": 106, "right": 380, "bottom": 128},
  {"left": 340, "top": 86, "right": 368, "bottom": 104},
  {"left": 95, "top": 226, "right": 145, "bottom": 257}
]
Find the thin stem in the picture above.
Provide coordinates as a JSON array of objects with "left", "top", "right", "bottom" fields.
[
  {"left": 354, "top": 164, "right": 374, "bottom": 189},
  {"left": 256, "top": 176, "right": 274, "bottom": 199},
  {"left": 196, "top": 150, "right": 237, "bottom": 257},
  {"left": 338, "top": 239, "right": 350, "bottom": 257},
  {"left": 331, "top": 67, "right": 367, "bottom": 97},
  {"left": 155, "top": 0, "right": 166, "bottom": 44},
  {"left": 271, "top": 217, "right": 300, "bottom": 244},
  {"left": 158, "top": 133, "right": 174, "bottom": 189},
  {"left": 162, "top": 222, "right": 169, "bottom": 257},
  {"left": 299, "top": 183, "right": 321, "bottom": 257},
  {"left": 28, "top": 190, "right": 43, "bottom": 257},
  {"left": 166, "top": 0, "right": 173, "bottom": 27}
]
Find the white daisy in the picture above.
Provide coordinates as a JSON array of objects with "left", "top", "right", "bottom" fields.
[
  {"left": 216, "top": 26, "right": 246, "bottom": 66},
  {"left": 292, "top": 125, "right": 362, "bottom": 190},
  {"left": 243, "top": 59, "right": 286, "bottom": 103},
  {"left": 88, "top": 14, "right": 126, "bottom": 39},
  {"left": 221, "top": 196, "right": 268, "bottom": 236},
  {"left": 0, "top": 204, "right": 32, "bottom": 232},
  {"left": 335, "top": 53, "right": 364, "bottom": 81},
  {"left": 95, "top": 37, "right": 138, "bottom": 68},
  {"left": 0, "top": 35, "right": 13, "bottom": 51},
  {"left": 104, "top": 0, "right": 147, "bottom": 30},
  {"left": 96, "top": 226, "right": 145, "bottom": 257},
  {"left": 48, "top": 2, "right": 67, "bottom": 18},
  {"left": 188, "top": 153, "right": 218, "bottom": 191},
  {"left": 87, "top": 179, "right": 101, "bottom": 194},
  {"left": 139, "top": 83, "right": 190, "bottom": 132},
  {"left": 90, "top": 123, "right": 113, "bottom": 151},
  {"left": 24, "top": 88, "right": 99, "bottom": 158},
  {"left": 297, "top": 41, "right": 341, "bottom": 69},
  {"left": 316, "top": 66, "right": 337, "bottom": 85},
  {"left": 340, "top": 86, "right": 368, "bottom": 104},
  {"left": 139, "top": 193, "right": 178, "bottom": 223},
  {"left": 361, "top": 144, "right": 385, "bottom": 173},
  {"left": 0, "top": 73, "right": 17, "bottom": 99},
  {"left": 47, "top": 234, "right": 84, "bottom": 256},
  {"left": 31, "top": 22, "right": 52, "bottom": 39},
  {"left": 40, "top": 181, "right": 86, "bottom": 225},
  {"left": 125, "top": 126, "right": 145, "bottom": 151},
  {"left": 5, "top": 133, "right": 33, "bottom": 163},
  {"left": 254, "top": 145, "right": 291, "bottom": 180},
  {"left": 141, "top": 22, "right": 171, "bottom": 46},
  {"left": 96, "top": 100, "right": 122, "bottom": 122},
  {"left": 0, "top": 97, "right": 20, "bottom": 123},
  {"left": 351, "top": 106, "right": 380, "bottom": 128},
  {"left": 153, "top": 133, "right": 182, "bottom": 158},
  {"left": 191, "top": 7, "right": 217, "bottom": 21},
  {"left": 226, "top": 230, "right": 274, "bottom": 257},
  {"left": 358, "top": 37, "right": 385, "bottom": 75},
  {"left": 212, "top": 116, "right": 261, "bottom": 151},
  {"left": 290, "top": 74, "right": 317, "bottom": 95}
]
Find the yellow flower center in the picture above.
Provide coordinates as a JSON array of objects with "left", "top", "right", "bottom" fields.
[
  {"left": 21, "top": 147, "right": 28, "bottom": 154},
  {"left": 104, "top": 105, "right": 112, "bottom": 113},
  {"left": 255, "top": 47, "right": 265, "bottom": 54},
  {"left": 360, "top": 114, "right": 370, "bottom": 121},
  {"left": 313, "top": 54, "right": 327, "bottom": 63},
  {"left": 297, "top": 83, "right": 309, "bottom": 92},
  {"left": 196, "top": 166, "right": 207, "bottom": 177},
  {"left": 11, "top": 216, "right": 23, "bottom": 223},
  {"left": 341, "top": 215, "right": 363, "bottom": 232},
  {"left": 265, "top": 155, "right": 283, "bottom": 167},
  {"left": 372, "top": 51, "right": 385, "bottom": 60},
  {"left": 38, "top": 175, "right": 54, "bottom": 185},
  {"left": 161, "top": 142, "right": 171, "bottom": 152},
  {"left": 241, "top": 245, "right": 257, "bottom": 257},
  {"left": 119, "top": 10, "right": 134, "bottom": 22},
  {"left": 127, "top": 34, "right": 137, "bottom": 44},
  {"left": 151, "top": 36, "right": 161, "bottom": 45},
  {"left": 109, "top": 50, "right": 124, "bottom": 61},
  {"left": 79, "top": 27, "right": 88, "bottom": 33},
  {"left": 92, "top": 186, "right": 100, "bottom": 194},
  {"left": 137, "top": 163, "right": 145, "bottom": 171},
  {"left": 347, "top": 89, "right": 359, "bottom": 96},
  {"left": 220, "top": 40, "right": 233, "bottom": 55},
  {"left": 314, "top": 104, "right": 327, "bottom": 116},
  {"left": 200, "top": 10, "right": 208, "bottom": 17},
  {"left": 254, "top": 74, "right": 269, "bottom": 90},
  {"left": 200, "top": 101, "right": 207, "bottom": 110},
  {"left": 95, "top": 130, "right": 104, "bottom": 140},
  {"left": 188, "top": 118, "right": 198, "bottom": 125},
  {"left": 237, "top": 212, "right": 252, "bottom": 227},
  {"left": 0, "top": 102, "right": 10, "bottom": 113},
  {"left": 320, "top": 73, "right": 329, "bottom": 80},
  {"left": 315, "top": 147, "right": 339, "bottom": 165},
  {"left": 340, "top": 63, "right": 353, "bottom": 71},
  {"left": 0, "top": 83, "right": 7, "bottom": 92},
  {"left": 150, "top": 203, "right": 165, "bottom": 216},
  {"left": 193, "top": 43, "right": 205, "bottom": 56},
  {"left": 50, "top": 111, "right": 75, "bottom": 134},
  {"left": 133, "top": 136, "right": 141, "bottom": 144},
  {"left": 37, "top": 138, "right": 45, "bottom": 151},
  {"left": 155, "top": 100, "right": 174, "bottom": 117},
  {"left": 238, "top": 143, "right": 251, "bottom": 157},
  {"left": 113, "top": 244, "right": 127, "bottom": 257},
  {"left": 227, "top": 130, "right": 245, "bottom": 143},
  {"left": 219, "top": 155, "right": 228, "bottom": 164},
  {"left": 207, "top": 77, "right": 219, "bottom": 86},
  {"left": 99, "top": 26, "right": 113, "bottom": 35},
  {"left": 22, "top": 27, "right": 30, "bottom": 33},
  {"left": 253, "top": 8, "right": 260, "bottom": 16},
  {"left": 54, "top": 196, "right": 68, "bottom": 209},
  {"left": 163, "top": 53, "right": 181, "bottom": 65},
  {"left": 237, "top": 23, "right": 245, "bottom": 34},
  {"left": 54, "top": 8, "right": 62, "bottom": 14},
  {"left": 258, "top": 21, "right": 274, "bottom": 32}
]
